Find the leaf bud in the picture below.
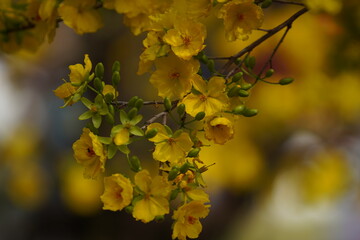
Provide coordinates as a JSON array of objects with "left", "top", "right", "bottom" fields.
[
  {"left": 187, "top": 148, "right": 200, "bottom": 158},
  {"left": 112, "top": 60, "right": 120, "bottom": 73},
  {"left": 242, "top": 108, "right": 258, "bottom": 117},
  {"left": 177, "top": 103, "right": 186, "bottom": 116},
  {"left": 112, "top": 71, "right": 120, "bottom": 86},
  {"left": 95, "top": 62, "right": 104, "bottom": 79},
  {"left": 195, "top": 111, "right": 205, "bottom": 121},
  {"left": 128, "top": 156, "right": 142, "bottom": 172},
  {"left": 145, "top": 128, "right": 158, "bottom": 139},
  {"left": 279, "top": 77, "right": 294, "bottom": 85},
  {"left": 164, "top": 97, "right": 172, "bottom": 111},
  {"left": 265, "top": 68, "right": 275, "bottom": 78}
]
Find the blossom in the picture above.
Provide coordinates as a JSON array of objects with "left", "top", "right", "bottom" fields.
[
  {"left": 181, "top": 76, "right": 229, "bottom": 117},
  {"left": 218, "top": 0, "right": 264, "bottom": 41},
  {"left": 163, "top": 19, "right": 206, "bottom": 60},
  {"left": 304, "top": 0, "right": 342, "bottom": 14},
  {"left": 132, "top": 170, "right": 171, "bottom": 223},
  {"left": 102, "top": 84, "right": 118, "bottom": 98},
  {"left": 53, "top": 82, "right": 77, "bottom": 103},
  {"left": 113, "top": 128, "right": 130, "bottom": 146},
  {"left": 69, "top": 54, "right": 92, "bottom": 84},
  {"left": 172, "top": 201, "right": 210, "bottom": 240},
  {"left": 58, "top": 0, "right": 103, "bottom": 35},
  {"left": 72, "top": 128, "right": 106, "bottom": 179},
  {"left": 147, "top": 123, "right": 193, "bottom": 164},
  {"left": 100, "top": 173, "right": 133, "bottom": 211},
  {"left": 149, "top": 53, "right": 201, "bottom": 100},
  {"left": 204, "top": 116, "right": 234, "bottom": 144}
]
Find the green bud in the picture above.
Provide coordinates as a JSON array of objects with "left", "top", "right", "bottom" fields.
[
  {"left": 164, "top": 97, "right": 172, "bottom": 111},
  {"left": 127, "top": 107, "right": 138, "bottom": 120},
  {"left": 128, "top": 96, "right": 139, "bottom": 108},
  {"left": 108, "top": 104, "right": 115, "bottom": 116},
  {"left": 95, "top": 62, "right": 104, "bottom": 79},
  {"left": 200, "top": 52, "right": 208, "bottom": 64},
  {"left": 233, "top": 105, "right": 245, "bottom": 115},
  {"left": 180, "top": 162, "right": 190, "bottom": 174},
  {"left": 242, "top": 108, "right": 258, "bottom": 117},
  {"left": 145, "top": 128, "right": 158, "bottom": 139},
  {"left": 112, "top": 60, "right": 120, "bottom": 73},
  {"left": 265, "top": 68, "right": 275, "bottom": 78},
  {"left": 125, "top": 205, "right": 133, "bottom": 214},
  {"left": 168, "top": 167, "right": 179, "bottom": 181},
  {"left": 187, "top": 148, "right": 200, "bottom": 158},
  {"left": 104, "top": 93, "right": 114, "bottom": 102},
  {"left": 245, "top": 56, "right": 256, "bottom": 69},
  {"left": 128, "top": 156, "right": 142, "bottom": 172},
  {"left": 72, "top": 93, "right": 82, "bottom": 102},
  {"left": 195, "top": 111, "right": 205, "bottom": 121},
  {"left": 112, "top": 71, "right": 120, "bottom": 86},
  {"left": 177, "top": 103, "right": 186, "bottom": 116},
  {"left": 232, "top": 72, "right": 243, "bottom": 82},
  {"left": 238, "top": 89, "right": 249, "bottom": 97},
  {"left": 93, "top": 77, "right": 103, "bottom": 92},
  {"left": 279, "top": 77, "right": 294, "bottom": 85},
  {"left": 135, "top": 98, "right": 143, "bottom": 110},
  {"left": 207, "top": 60, "right": 216, "bottom": 73},
  {"left": 241, "top": 83, "right": 252, "bottom": 90},
  {"left": 227, "top": 85, "right": 241, "bottom": 97},
  {"left": 261, "top": 0, "right": 272, "bottom": 8}
]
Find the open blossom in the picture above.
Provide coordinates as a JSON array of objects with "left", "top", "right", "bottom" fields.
[
  {"left": 132, "top": 170, "right": 172, "bottom": 223},
  {"left": 181, "top": 76, "right": 229, "bottom": 117},
  {"left": 150, "top": 53, "right": 201, "bottom": 100},
  {"left": 72, "top": 128, "right": 107, "bottom": 179},
  {"left": 58, "top": 0, "right": 103, "bottom": 35},
  {"left": 204, "top": 116, "right": 234, "bottom": 145},
  {"left": 100, "top": 173, "right": 133, "bottom": 211},
  {"left": 218, "top": 0, "right": 264, "bottom": 41},
  {"left": 163, "top": 19, "right": 206, "bottom": 60},
  {"left": 147, "top": 123, "right": 193, "bottom": 164},
  {"left": 172, "top": 201, "right": 210, "bottom": 240},
  {"left": 69, "top": 54, "right": 92, "bottom": 84}
]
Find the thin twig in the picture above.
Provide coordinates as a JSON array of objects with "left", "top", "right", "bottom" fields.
[
  {"left": 221, "top": 7, "right": 308, "bottom": 77},
  {"left": 272, "top": 0, "right": 306, "bottom": 6}
]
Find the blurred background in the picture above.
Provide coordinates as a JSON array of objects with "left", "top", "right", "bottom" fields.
[{"left": 0, "top": 2, "right": 359, "bottom": 240}]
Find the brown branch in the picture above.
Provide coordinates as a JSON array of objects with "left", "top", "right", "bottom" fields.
[
  {"left": 272, "top": 0, "right": 306, "bottom": 6},
  {"left": 221, "top": 7, "right": 308, "bottom": 77}
]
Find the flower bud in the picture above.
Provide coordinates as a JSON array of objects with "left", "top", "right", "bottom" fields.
[
  {"left": 245, "top": 56, "right": 256, "bottom": 69},
  {"left": 242, "top": 108, "right": 258, "bottom": 117},
  {"left": 232, "top": 72, "right": 243, "bottom": 82},
  {"left": 93, "top": 77, "right": 103, "bottom": 92},
  {"left": 128, "top": 156, "right": 141, "bottom": 172},
  {"left": 164, "top": 97, "right": 172, "bottom": 111},
  {"left": 195, "top": 112, "right": 205, "bottom": 121},
  {"left": 104, "top": 93, "right": 114, "bottom": 102},
  {"left": 135, "top": 98, "right": 143, "bottom": 109},
  {"left": 128, "top": 96, "right": 139, "bottom": 108},
  {"left": 168, "top": 167, "right": 180, "bottom": 181},
  {"left": 112, "top": 60, "right": 120, "bottom": 72},
  {"left": 233, "top": 105, "right": 245, "bottom": 114},
  {"left": 177, "top": 103, "right": 186, "bottom": 116},
  {"left": 238, "top": 89, "right": 249, "bottom": 97},
  {"left": 127, "top": 107, "right": 138, "bottom": 120},
  {"left": 265, "top": 68, "right": 275, "bottom": 78},
  {"left": 112, "top": 71, "right": 120, "bottom": 86},
  {"left": 145, "top": 128, "right": 158, "bottom": 139},
  {"left": 227, "top": 85, "right": 241, "bottom": 97},
  {"left": 187, "top": 148, "right": 200, "bottom": 158},
  {"left": 95, "top": 62, "right": 104, "bottom": 79},
  {"left": 241, "top": 83, "right": 252, "bottom": 90},
  {"left": 279, "top": 77, "right": 294, "bottom": 85},
  {"left": 180, "top": 162, "right": 190, "bottom": 174}
]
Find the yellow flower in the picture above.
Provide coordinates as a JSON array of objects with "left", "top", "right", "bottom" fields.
[
  {"left": 163, "top": 19, "right": 206, "bottom": 60},
  {"left": 69, "top": 54, "right": 92, "bottom": 84},
  {"left": 100, "top": 173, "right": 133, "bottom": 211},
  {"left": 181, "top": 76, "right": 229, "bottom": 117},
  {"left": 204, "top": 116, "right": 234, "bottom": 145},
  {"left": 172, "top": 0, "right": 213, "bottom": 20},
  {"left": 53, "top": 82, "right": 77, "bottom": 103},
  {"left": 58, "top": 0, "right": 103, "bottom": 35},
  {"left": 150, "top": 53, "right": 201, "bottom": 100},
  {"left": 218, "top": 0, "right": 264, "bottom": 41},
  {"left": 113, "top": 128, "right": 130, "bottom": 146},
  {"left": 132, "top": 170, "right": 171, "bottom": 223},
  {"left": 172, "top": 201, "right": 210, "bottom": 240},
  {"left": 102, "top": 84, "right": 118, "bottom": 98},
  {"left": 147, "top": 123, "right": 193, "bottom": 164},
  {"left": 72, "top": 128, "right": 107, "bottom": 179}
]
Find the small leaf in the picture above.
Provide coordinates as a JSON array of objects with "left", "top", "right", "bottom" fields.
[
  {"left": 92, "top": 114, "right": 102, "bottom": 128},
  {"left": 98, "top": 136, "right": 112, "bottom": 145},
  {"left": 118, "top": 145, "right": 130, "bottom": 155},
  {"left": 129, "top": 114, "right": 143, "bottom": 125},
  {"left": 107, "top": 144, "right": 117, "bottom": 159},
  {"left": 78, "top": 110, "right": 93, "bottom": 120},
  {"left": 129, "top": 126, "right": 144, "bottom": 136},
  {"left": 119, "top": 110, "right": 129, "bottom": 124}
]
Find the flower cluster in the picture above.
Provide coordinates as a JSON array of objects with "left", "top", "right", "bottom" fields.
[{"left": 0, "top": 0, "right": 310, "bottom": 239}]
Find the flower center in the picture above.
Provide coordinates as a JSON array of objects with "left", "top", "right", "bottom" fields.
[
  {"left": 187, "top": 216, "right": 197, "bottom": 225},
  {"left": 170, "top": 72, "right": 181, "bottom": 79},
  {"left": 168, "top": 138, "right": 176, "bottom": 145},
  {"left": 199, "top": 95, "right": 207, "bottom": 101},
  {"left": 237, "top": 13, "right": 245, "bottom": 21},
  {"left": 115, "top": 188, "right": 123, "bottom": 200},
  {"left": 87, "top": 147, "right": 96, "bottom": 157},
  {"left": 182, "top": 36, "right": 191, "bottom": 46}
]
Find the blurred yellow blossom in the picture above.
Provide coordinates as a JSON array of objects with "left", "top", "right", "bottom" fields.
[
  {"left": 204, "top": 116, "right": 234, "bottom": 145},
  {"left": 305, "top": 0, "right": 342, "bottom": 14}
]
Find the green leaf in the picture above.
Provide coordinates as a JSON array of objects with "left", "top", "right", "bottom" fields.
[
  {"left": 78, "top": 110, "right": 93, "bottom": 120},
  {"left": 98, "top": 136, "right": 112, "bottom": 145},
  {"left": 129, "top": 126, "right": 144, "bottom": 136},
  {"left": 107, "top": 144, "right": 117, "bottom": 159},
  {"left": 164, "top": 125, "right": 173, "bottom": 136},
  {"left": 119, "top": 110, "right": 129, "bottom": 124},
  {"left": 95, "top": 94, "right": 104, "bottom": 105},
  {"left": 129, "top": 114, "right": 143, "bottom": 125},
  {"left": 118, "top": 145, "right": 130, "bottom": 155},
  {"left": 128, "top": 107, "right": 138, "bottom": 120},
  {"left": 92, "top": 114, "right": 102, "bottom": 128}
]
